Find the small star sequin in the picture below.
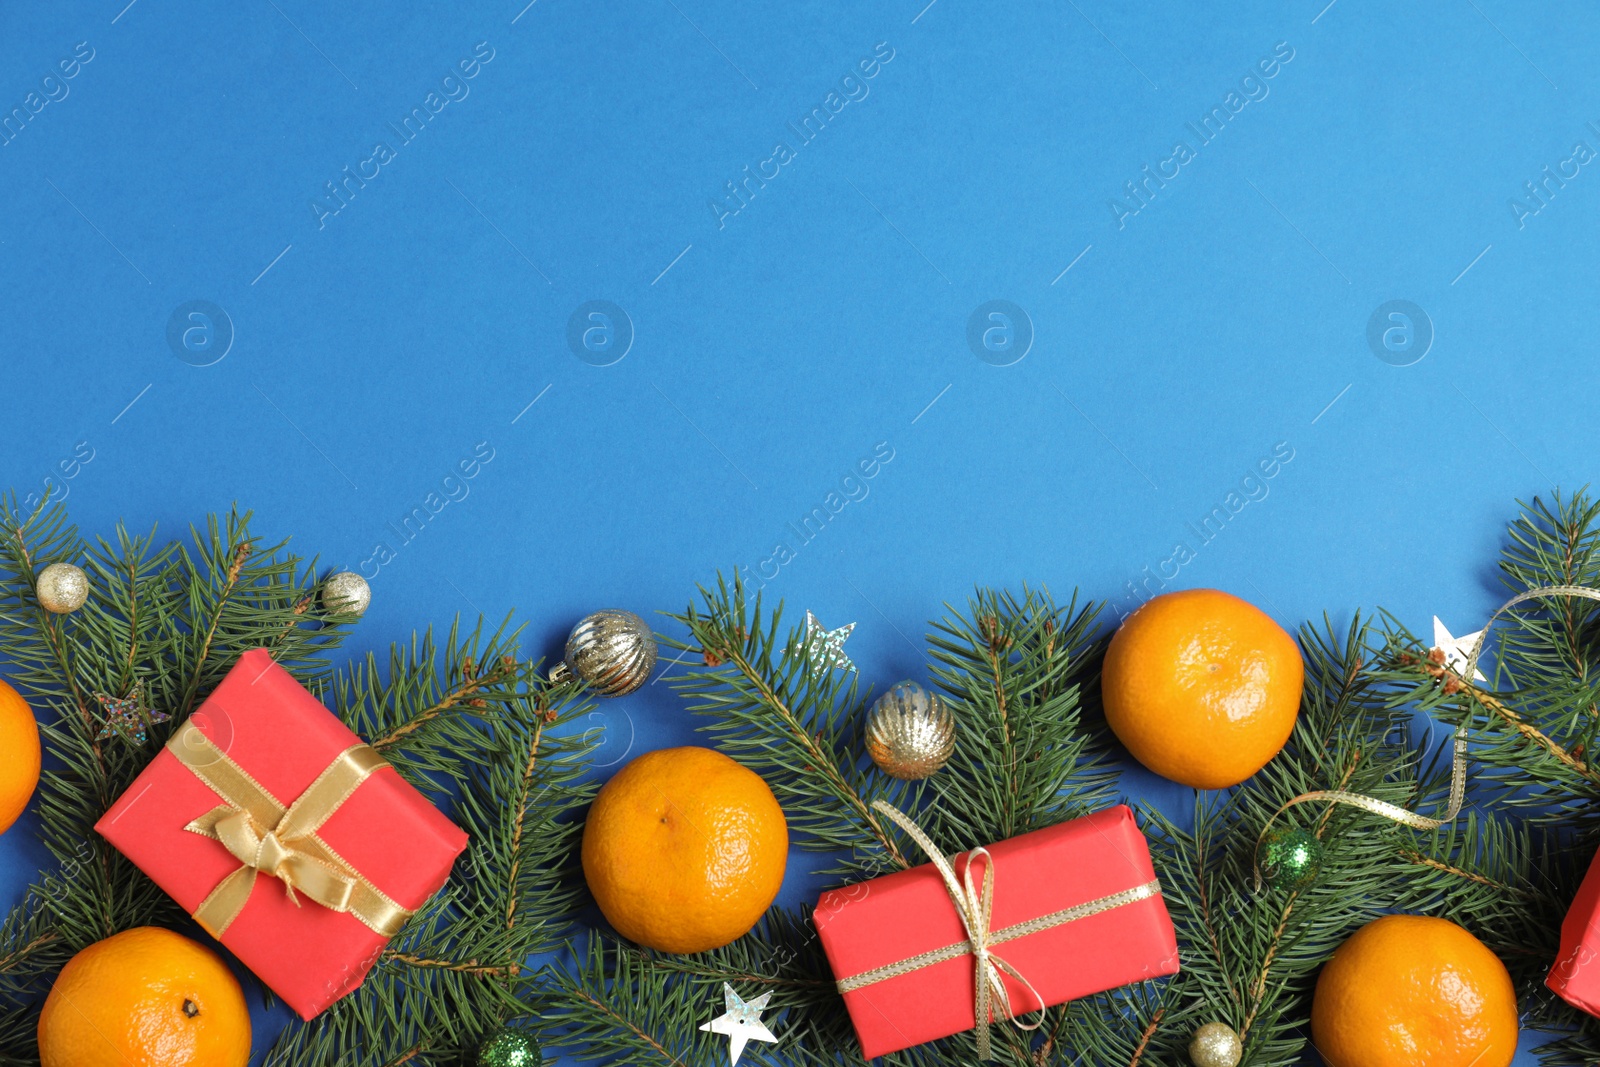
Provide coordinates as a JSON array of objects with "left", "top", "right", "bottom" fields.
[
  {"left": 1432, "top": 616, "right": 1488, "bottom": 683},
  {"left": 699, "top": 983, "right": 779, "bottom": 1066},
  {"left": 786, "top": 611, "right": 856, "bottom": 675},
  {"left": 94, "top": 683, "right": 168, "bottom": 743}
]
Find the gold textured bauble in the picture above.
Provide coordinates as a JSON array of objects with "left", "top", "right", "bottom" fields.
[
  {"left": 321, "top": 571, "right": 371, "bottom": 616},
  {"left": 1188, "top": 1021, "right": 1242, "bottom": 1067},
  {"left": 865, "top": 680, "right": 956, "bottom": 779},
  {"left": 552, "top": 610, "right": 657, "bottom": 696},
  {"left": 36, "top": 563, "right": 89, "bottom": 614}
]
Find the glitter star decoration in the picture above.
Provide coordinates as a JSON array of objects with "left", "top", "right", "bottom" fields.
[
  {"left": 790, "top": 611, "right": 855, "bottom": 675},
  {"left": 699, "top": 983, "right": 779, "bottom": 1066},
  {"left": 1432, "top": 616, "right": 1488, "bottom": 682},
  {"left": 94, "top": 683, "right": 168, "bottom": 743}
]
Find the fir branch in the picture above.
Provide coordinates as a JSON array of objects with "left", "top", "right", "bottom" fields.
[
  {"left": 335, "top": 618, "right": 534, "bottom": 791},
  {"left": 541, "top": 938, "right": 701, "bottom": 1067},
  {"left": 1124, "top": 1007, "right": 1164, "bottom": 1067},
  {"left": 664, "top": 575, "right": 912, "bottom": 875},
  {"left": 382, "top": 952, "right": 523, "bottom": 978},
  {"left": 923, "top": 586, "right": 1118, "bottom": 850},
  {"left": 0, "top": 1002, "right": 39, "bottom": 1067},
  {"left": 1382, "top": 490, "right": 1600, "bottom": 832}
]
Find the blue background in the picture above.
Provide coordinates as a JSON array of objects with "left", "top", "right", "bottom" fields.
[{"left": 2, "top": 0, "right": 1596, "bottom": 1062}]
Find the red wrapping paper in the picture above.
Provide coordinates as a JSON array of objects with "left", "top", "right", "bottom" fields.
[
  {"left": 95, "top": 649, "right": 468, "bottom": 1020},
  {"left": 1548, "top": 844, "right": 1600, "bottom": 1015},
  {"left": 815, "top": 805, "right": 1179, "bottom": 1058}
]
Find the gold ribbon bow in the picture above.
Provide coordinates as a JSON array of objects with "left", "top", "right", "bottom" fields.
[
  {"left": 1253, "top": 584, "right": 1600, "bottom": 887},
  {"left": 858, "top": 802, "right": 1159, "bottom": 1059},
  {"left": 167, "top": 719, "right": 413, "bottom": 939}
]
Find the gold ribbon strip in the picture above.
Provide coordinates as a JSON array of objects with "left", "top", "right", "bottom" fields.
[
  {"left": 848, "top": 801, "right": 1162, "bottom": 1060},
  {"left": 1253, "top": 584, "right": 1600, "bottom": 887},
  {"left": 166, "top": 719, "right": 413, "bottom": 939},
  {"left": 834, "top": 880, "right": 1162, "bottom": 991}
]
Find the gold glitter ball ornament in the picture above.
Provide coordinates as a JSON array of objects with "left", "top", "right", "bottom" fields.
[
  {"left": 36, "top": 563, "right": 89, "bottom": 614},
  {"left": 321, "top": 571, "right": 372, "bottom": 616},
  {"left": 865, "top": 680, "right": 956, "bottom": 779},
  {"left": 1188, "top": 1022, "right": 1242, "bottom": 1067},
  {"left": 550, "top": 609, "right": 657, "bottom": 696}
]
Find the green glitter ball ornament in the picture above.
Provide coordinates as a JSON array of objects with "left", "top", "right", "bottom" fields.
[
  {"left": 1256, "top": 827, "right": 1323, "bottom": 890},
  {"left": 477, "top": 1026, "right": 542, "bottom": 1067}
]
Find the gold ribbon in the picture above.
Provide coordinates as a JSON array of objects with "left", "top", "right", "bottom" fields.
[
  {"left": 166, "top": 719, "right": 413, "bottom": 939},
  {"left": 1253, "top": 584, "right": 1600, "bottom": 887},
  {"left": 848, "top": 801, "right": 1161, "bottom": 1060}
]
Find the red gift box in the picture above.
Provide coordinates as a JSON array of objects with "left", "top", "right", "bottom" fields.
[
  {"left": 95, "top": 649, "right": 468, "bottom": 1020},
  {"left": 1548, "top": 845, "right": 1600, "bottom": 1015},
  {"left": 815, "top": 805, "right": 1179, "bottom": 1058}
]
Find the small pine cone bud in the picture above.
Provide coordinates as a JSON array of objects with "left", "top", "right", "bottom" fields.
[
  {"left": 702, "top": 647, "right": 723, "bottom": 667},
  {"left": 1428, "top": 647, "right": 1447, "bottom": 665},
  {"left": 1443, "top": 676, "right": 1462, "bottom": 695}
]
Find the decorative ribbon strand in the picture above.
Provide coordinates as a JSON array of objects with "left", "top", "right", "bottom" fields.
[
  {"left": 853, "top": 801, "right": 1161, "bottom": 1060},
  {"left": 867, "top": 801, "right": 1041, "bottom": 1059},
  {"left": 1252, "top": 584, "right": 1600, "bottom": 889},
  {"left": 166, "top": 719, "right": 413, "bottom": 939}
]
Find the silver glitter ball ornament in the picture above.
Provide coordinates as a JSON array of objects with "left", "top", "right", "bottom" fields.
[
  {"left": 36, "top": 563, "right": 89, "bottom": 614},
  {"left": 321, "top": 571, "right": 372, "bottom": 616},
  {"left": 865, "top": 680, "right": 956, "bottom": 779},
  {"left": 550, "top": 609, "right": 657, "bottom": 696},
  {"left": 1188, "top": 1022, "right": 1242, "bottom": 1067}
]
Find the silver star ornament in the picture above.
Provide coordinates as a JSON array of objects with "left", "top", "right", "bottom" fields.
[
  {"left": 699, "top": 983, "right": 779, "bottom": 1066},
  {"left": 793, "top": 611, "right": 855, "bottom": 674},
  {"left": 1432, "top": 616, "right": 1488, "bottom": 682}
]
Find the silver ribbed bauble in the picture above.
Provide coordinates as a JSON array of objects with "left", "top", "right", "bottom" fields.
[
  {"left": 550, "top": 609, "right": 657, "bottom": 696},
  {"left": 865, "top": 680, "right": 956, "bottom": 779},
  {"left": 1188, "top": 1022, "right": 1242, "bottom": 1067},
  {"left": 37, "top": 563, "right": 89, "bottom": 614},
  {"left": 321, "top": 571, "right": 372, "bottom": 616}
]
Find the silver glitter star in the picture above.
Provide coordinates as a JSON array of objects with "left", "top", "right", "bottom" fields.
[
  {"left": 699, "top": 983, "right": 779, "bottom": 1066},
  {"left": 792, "top": 611, "right": 856, "bottom": 675},
  {"left": 94, "top": 682, "right": 168, "bottom": 743}
]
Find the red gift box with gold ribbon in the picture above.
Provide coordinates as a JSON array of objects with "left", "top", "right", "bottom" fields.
[
  {"left": 95, "top": 649, "right": 468, "bottom": 1020},
  {"left": 814, "top": 803, "right": 1180, "bottom": 1059}
]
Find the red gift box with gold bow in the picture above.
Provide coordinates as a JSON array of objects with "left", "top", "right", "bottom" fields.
[
  {"left": 814, "top": 803, "right": 1180, "bottom": 1059},
  {"left": 95, "top": 649, "right": 468, "bottom": 1019}
]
